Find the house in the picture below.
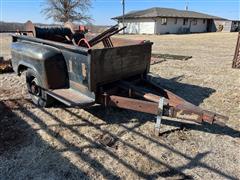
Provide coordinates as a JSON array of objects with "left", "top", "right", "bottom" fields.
[{"left": 112, "top": 7, "right": 226, "bottom": 34}]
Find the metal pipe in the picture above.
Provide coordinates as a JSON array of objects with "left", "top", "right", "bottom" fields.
[{"left": 122, "top": 0, "right": 125, "bottom": 34}]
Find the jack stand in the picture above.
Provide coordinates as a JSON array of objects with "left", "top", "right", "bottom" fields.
[{"left": 155, "top": 97, "right": 164, "bottom": 136}]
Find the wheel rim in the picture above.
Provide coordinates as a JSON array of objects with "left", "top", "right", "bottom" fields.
[{"left": 30, "top": 78, "right": 41, "bottom": 97}]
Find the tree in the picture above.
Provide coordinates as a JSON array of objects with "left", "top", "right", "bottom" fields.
[{"left": 42, "top": 0, "right": 92, "bottom": 23}]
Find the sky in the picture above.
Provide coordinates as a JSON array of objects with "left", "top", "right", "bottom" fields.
[{"left": 0, "top": 0, "right": 239, "bottom": 25}]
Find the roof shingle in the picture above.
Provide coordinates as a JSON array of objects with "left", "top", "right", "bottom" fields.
[{"left": 113, "top": 7, "right": 225, "bottom": 20}]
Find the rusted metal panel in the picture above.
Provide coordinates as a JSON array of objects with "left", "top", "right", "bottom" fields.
[
  {"left": 100, "top": 95, "right": 159, "bottom": 115},
  {"left": 90, "top": 42, "right": 152, "bottom": 91},
  {"left": 69, "top": 80, "right": 95, "bottom": 99},
  {"left": 61, "top": 50, "right": 90, "bottom": 88},
  {"left": 47, "top": 88, "right": 94, "bottom": 107},
  {"left": 232, "top": 32, "right": 240, "bottom": 68}
]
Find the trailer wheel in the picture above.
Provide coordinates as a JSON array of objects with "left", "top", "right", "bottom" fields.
[{"left": 26, "top": 69, "right": 54, "bottom": 107}]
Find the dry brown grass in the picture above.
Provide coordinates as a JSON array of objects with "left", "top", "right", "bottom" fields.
[{"left": 0, "top": 32, "right": 239, "bottom": 179}]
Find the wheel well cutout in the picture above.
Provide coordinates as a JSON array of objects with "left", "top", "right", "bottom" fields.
[{"left": 18, "top": 65, "right": 28, "bottom": 75}]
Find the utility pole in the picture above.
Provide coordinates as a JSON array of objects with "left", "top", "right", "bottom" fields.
[
  {"left": 121, "top": 0, "right": 125, "bottom": 34},
  {"left": 185, "top": 0, "right": 189, "bottom": 11}
]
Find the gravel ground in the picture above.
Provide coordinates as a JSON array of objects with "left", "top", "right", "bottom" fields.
[{"left": 0, "top": 32, "right": 240, "bottom": 179}]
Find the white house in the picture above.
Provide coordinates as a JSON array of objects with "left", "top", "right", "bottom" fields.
[{"left": 112, "top": 7, "right": 225, "bottom": 34}]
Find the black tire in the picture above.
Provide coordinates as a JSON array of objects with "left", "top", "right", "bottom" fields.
[{"left": 26, "top": 69, "right": 54, "bottom": 107}]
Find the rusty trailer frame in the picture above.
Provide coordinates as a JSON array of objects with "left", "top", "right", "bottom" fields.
[{"left": 96, "top": 73, "right": 228, "bottom": 134}]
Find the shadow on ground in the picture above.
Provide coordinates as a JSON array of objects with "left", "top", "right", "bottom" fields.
[
  {"left": 0, "top": 77, "right": 239, "bottom": 179},
  {"left": 0, "top": 101, "right": 91, "bottom": 179},
  {"left": 149, "top": 75, "right": 216, "bottom": 106},
  {"left": 1, "top": 97, "right": 239, "bottom": 179}
]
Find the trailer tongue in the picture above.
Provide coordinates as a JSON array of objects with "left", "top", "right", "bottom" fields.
[{"left": 96, "top": 73, "right": 228, "bottom": 134}]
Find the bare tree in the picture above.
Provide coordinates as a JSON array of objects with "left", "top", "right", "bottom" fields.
[{"left": 42, "top": 0, "right": 92, "bottom": 23}]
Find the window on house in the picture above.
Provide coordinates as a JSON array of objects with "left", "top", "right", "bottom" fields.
[
  {"left": 203, "top": 19, "right": 206, "bottom": 24},
  {"left": 174, "top": 18, "right": 178, "bottom": 24},
  {"left": 161, "top": 18, "right": 167, "bottom": 25},
  {"left": 183, "top": 18, "right": 188, "bottom": 25},
  {"left": 193, "top": 19, "right": 197, "bottom": 25}
]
